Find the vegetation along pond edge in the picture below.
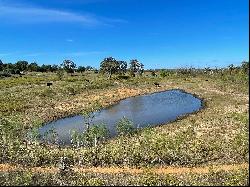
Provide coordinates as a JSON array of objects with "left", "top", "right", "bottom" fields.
[{"left": 36, "top": 88, "right": 206, "bottom": 145}]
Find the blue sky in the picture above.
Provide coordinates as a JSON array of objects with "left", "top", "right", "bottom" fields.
[{"left": 0, "top": 0, "right": 249, "bottom": 69}]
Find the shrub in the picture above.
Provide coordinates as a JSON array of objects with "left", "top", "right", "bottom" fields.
[
  {"left": 70, "top": 124, "right": 109, "bottom": 148},
  {"left": 42, "top": 127, "right": 59, "bottom": 144},
  {"left": 116, "top": 75, "right": 130, "bottom": 80},
  {"left": 56, "top": 69, "right": 64, "bottom": 80},
  {"left": 116, "top": 117, "right": 135, "bottom": 136},
  {"left": 151, "top": 71, "right": 157, "bottom": 77},
  {"left": 84, "top": 124, "right": 109, "bottom": 146},
  {"left": 159, "top": 70, "right": 170, "bottom": 77},
  {"left": 0, "top": 71, "right": 11, "bottom": 78}
]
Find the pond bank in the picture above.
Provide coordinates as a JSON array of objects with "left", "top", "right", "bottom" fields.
[
  {"left": 38, "top": 89, "right": 204, "bottom": 145},
  {"left": 31, "top": 84, "right": 206, "bottom": 129}
]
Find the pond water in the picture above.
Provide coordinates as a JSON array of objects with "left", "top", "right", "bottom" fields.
[{"left": 38, "top": 89, "right": 202, "bottom": 145}]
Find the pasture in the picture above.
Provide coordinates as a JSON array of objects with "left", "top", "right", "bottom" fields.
[{"left": 0, "top": 67, "right": 249, "bottom": 185}]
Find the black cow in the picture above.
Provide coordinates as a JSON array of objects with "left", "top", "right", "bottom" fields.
[
  {"left": 47, "top": 83, "right": 53, "bottom": 87},
  {"left": 154, "top": 82, "right": 160, "bottom": 87}
]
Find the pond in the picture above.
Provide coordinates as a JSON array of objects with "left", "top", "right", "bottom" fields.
[{"left": 38, "top": 89, "right": 203, "bottom": 145}]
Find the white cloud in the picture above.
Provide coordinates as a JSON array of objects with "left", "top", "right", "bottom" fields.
[
  {"left": 0, "top": 5, "right": 101, "bottom": 25},
  {"left": 66, "top": 39, "right": 74, "bottom": 42},
  {"left": 0, "top": 3, "right": 126, "bottom": 27}
]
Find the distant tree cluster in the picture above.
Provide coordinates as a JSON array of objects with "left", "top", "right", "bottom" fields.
[
  {"left": 100, "top": 57, "right": 127, "bottom": 78},
  {"left": 226, "top": 61, "right": 249, "bottom": 75},
  {"left": 0, "top": 57, "right": 146, "bottom": 79},
  {"left": 0, "top": 60, "right": 59, "bottom": 74},
  {"left": 155, "top": 61, "right": 249, "bottom": 78},
  {"left": 0, "top": 59, "right": 95, "bottom": 76},
  {"left": 99, "top": 57, "right": 143, "bottom": 78},
  {"left": 2, "top": 57, "right": 247, "bottom": 80}
]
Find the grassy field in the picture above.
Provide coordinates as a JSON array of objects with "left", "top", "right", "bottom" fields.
[{"left": 0, "top": 70, "right": 249, "bottom": 185}]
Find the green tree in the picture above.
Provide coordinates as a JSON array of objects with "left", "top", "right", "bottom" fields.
[
  {"left": 5, "top": 63, "right": 15, "bottom": 71},
  {"left": 51, "top": 65, "right": 59, "bottom": 72},
  {"left": 241, "top": 61, "right": 249, "bottom": 75},
  {"left": 100, "top": 57, "right": 120, "bottom": 79},
  {"left": 139, "top": 63, "right": 144, "bottom": 76},
  {"left": 0, "top": 60, "right": 3, "bottom": 71},
  {"left": 15, "top": 61, "right": 28, "bottom": 71},
  {"left": 204, "top": 67, "right": 211, "bottom": 75},
  {"left": 86, "top": 66, "right": 93, "bottom": 71},
  {"left": 62, "top": 60, "right": 76, "bottom": 74},
  {"left": 228, "top": 64, "right": 235, "bottom": 75},
  {"left": 37, "top": 64, "right": 53, "bottom": 72},
  {"left": 129, "top": 59, "right": 143, "bottom": 77},
  {"left": 28, "top": 62, "right": 39, "bottom": 72},
  {"left": 118, "top": 61, "right": 127, "bottom": 75},
  {"left": 77, "top": 66, "right": 86, "bottom": 73},
  {"left": 38, "top": 64, "right": 47, "bottom": 72}
]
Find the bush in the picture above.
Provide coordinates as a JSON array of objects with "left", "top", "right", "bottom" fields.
[
  {"left": 70, "top": 124, "right": 109, "bottom": 147},
  {"left": 116, "top": 117, "right": 135, "bottom": 136},
  {"left": 116, "top": 75, "right": 130, "bottom": 80},
  {"left": 56, "top": 69, "right": 64, "bottom": 80},
  {"left": 85, "top": 124, "right": 109, "bottom": 146},
  {"left": 159, "top": 70, "right": 170, "bottom": 77},
  {"left": 0, "top": 71, "right": 11, "bottom": 78},
  {"left": 151, "top": 71, "right": 157, "bottom": 77}
]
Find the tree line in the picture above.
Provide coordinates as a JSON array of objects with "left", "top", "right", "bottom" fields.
[
  {"left": 0, "top": 57, "right": 144, "bottom": 78},
  {"left": 0, "top": 59, "right": 94, "bottom": 74},
  {"left": 0, "top": 58, "right": 248, "bottom": 78}
]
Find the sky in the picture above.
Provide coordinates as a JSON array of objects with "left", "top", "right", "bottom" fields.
[{"left": 0, "top": 0, "right": 249, "bottom": 69}]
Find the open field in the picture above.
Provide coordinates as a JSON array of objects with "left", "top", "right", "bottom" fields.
[{"left": 0, "top": 70, "right": 249, "bottom": 185}]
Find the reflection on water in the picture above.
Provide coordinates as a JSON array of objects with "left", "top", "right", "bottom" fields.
[{"left": 39, "top": 89, "right": 202, "bottom": 145}]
